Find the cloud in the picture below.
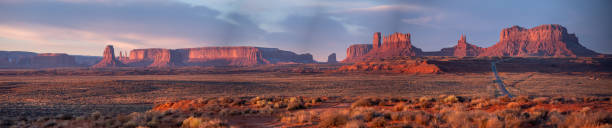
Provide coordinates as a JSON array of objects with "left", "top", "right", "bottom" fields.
[
  {"left": 0, "top": 23, "right": 199, "bottom": 52},
  {"left": 338, "top": 4, "right": 429, "bottom": 13},
  {"left": 402, "top": 16, "right": 433, "bottom": 25}
]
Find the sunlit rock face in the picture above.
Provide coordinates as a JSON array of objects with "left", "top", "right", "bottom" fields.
[
  {"left": 343, "top": 24, "right": 601, "bottom": 63},
  {"left": 92, "top": 45, "right": 125, "bottom": 68},
  {"left": 121, "top": 46, "right": 315, "bottom": 67},
  {"left": 481, "top": 24, "right": 600, "bottom": 57},
  {"left": 344, "top": 32, "right": 423, "bottom": 62},
  {"left": 437, "top": 35, "right": 484, "bottom": 57},
  {"left": 343, "top": 44, "right": 372, "bottom": 62}
]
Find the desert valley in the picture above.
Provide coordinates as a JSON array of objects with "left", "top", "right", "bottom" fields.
[{"left": 0, "top": 23, "right": 611, "bottom": 128}]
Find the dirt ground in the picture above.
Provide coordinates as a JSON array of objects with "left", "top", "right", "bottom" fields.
[{"left": 1, "top": 71, "right": 610, "bottom": 119}]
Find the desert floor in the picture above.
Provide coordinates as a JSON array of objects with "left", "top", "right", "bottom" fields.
[{"left": 1, "top": 72, "right": 610, "bottom": 118}]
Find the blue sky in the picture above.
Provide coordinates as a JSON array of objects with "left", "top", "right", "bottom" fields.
[{"left": 0, "top": 0, "right": 610, "bottom": 61}]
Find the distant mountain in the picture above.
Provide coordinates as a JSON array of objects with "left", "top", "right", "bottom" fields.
[{"left": 0, "top": 51, "right": 101, "bottom": 68}]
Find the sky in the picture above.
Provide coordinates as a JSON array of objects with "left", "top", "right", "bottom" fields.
[{"left": 1, "top": 0, "right": 611, "bottom": 61}]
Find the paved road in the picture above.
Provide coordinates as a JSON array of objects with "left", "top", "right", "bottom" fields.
[{"left": 491, "top": 58, "right": 513, "bottom": 97}]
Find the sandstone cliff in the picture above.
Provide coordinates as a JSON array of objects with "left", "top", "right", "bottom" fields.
[
  {"left": 480, "top": 24, "right": 599, "bottom": 57},
  {"left": 121, "top": 46, "right": 315, "bottom": 67},
  {"left": 343, "top": 24, "right": 600, "bottom": 63},
  {"left": 92, "top": 45, "right": 125, "bottom": 68},
  {"left": 344, "top": 32, "right": 423, "bottom": 62},
  {"left": 438, "top": 35, "right": 484, "bottom": 56},
  {"left": 343, "top": 44, "right": 373, "bottom": 62}
]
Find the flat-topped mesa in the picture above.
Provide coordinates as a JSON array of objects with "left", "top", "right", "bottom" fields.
[
  {"left": 381, "top": 32, "right": 413, "bottom": 50},
  {"left": 327, "top": 53, "right": 337, "bottom": 63},
  {"left": 342, "top": 44, "right": 372, "bottom": 62},
  {"left": 482, "top": 24, "right": 600, "bottom": 57},
  {"left": 365, "top": 32, "right": 423, "bottom": 57},
  {"left": 343, "top": 32, "right": 424, "bottom": 62},
  {"left": 92, "top": 45, "right": 126, "bottom": 68},
  {"left": 122, "top": 46, "right": 315, "bottom": 67},
  {"left": 29, "top": 53, "right": 77, "bottom": 67}
]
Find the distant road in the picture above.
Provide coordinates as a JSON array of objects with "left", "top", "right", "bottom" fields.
[{"left": 491, "top": 58, "right": 513, "bottom": 98}]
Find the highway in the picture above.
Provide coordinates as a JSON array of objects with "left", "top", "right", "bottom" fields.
[{"left": 491, "top": 58, "right": 513, "bottom": 98}]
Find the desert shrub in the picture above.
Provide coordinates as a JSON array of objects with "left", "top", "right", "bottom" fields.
[
  {"left": 281, "top": 110, "right": 313, "bottom": 124},
  {"left": 182, "top": 117, "right": 202, "bottom": 128},
  {"left": 287, "top": 101, "right": 305, "bottom": 110},
  {"left": 419, "top": 96, "right": 435, "bottom": 103},
  {"left": 390, "top": 112, "right": 403, "bottom": 121},
  {"left": 506, "top": 102, "right": 521, "bottom": 109},
  {"left": 344, "top": 120, "right": 366, "bottom": 128},
  {"left": 349, "top": 108, "right": 379, "bottom": 121},
  {"left": 498, "top": 96, "right": 512, "bottom": 102},
  {"left": 393, "top": 110, "right": 432, "bottom": 126},
  {"left": 181, "top": 117, "right": 229, "bottom": 128},
  {"left": 351, "top": 98, "right": 372, "bottom": 108},
  {"left": 91, "top": 111, "right": 102, "bottom": 120},
  {"left": 443, "top": 95, "right": 459, "bottom": 103},
  {"left": 318, "top": 111, "right": 348, "bottom": 128},
  {"left": 444, "top": 109, "right": 490, "bottom": 127},
  {"left": 369, "top": 117, "right": 387, "bottom": 127},
  {"left": 419, "top": 101, "right": 433, "bottom": 108},
  {"left": 229, "top": 99, "right": 245, "bottom": 107},
  {"left": 201, "top": 119, "right": 229, "bottom": 128},
  {"left": 515, "top": 96, "right": 529, "bottom": 103},
  {"left": 312, "top": 97, "right": 322, "bottom": 104},
  {"left": 392, "top": 102, "right": 406, "bottom": 111},
  {"left": 533, "top": 97, "right": 550, "bottom": 104},
  {"left": 484, "top": 116, "right": 504, "bottom": 128},
  {"left": 559, "top": 110, "right": 612, "bottom": 127},
  {"left": 581, "top": 107, "right": 592, "bottom": 113},
  {"left": 259, "top": 106, "right": 275, "bottom": 115}
]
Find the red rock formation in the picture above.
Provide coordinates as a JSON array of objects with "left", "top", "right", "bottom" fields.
[
  {"left": 122, "top": 46, "right": 314, "bottom": 67},
  {"left": 184, "top": 47, "right": 266, "bottom": 66},
  {"left": 92, "top": 45, "right": 125, "bottom": 68},
  {"left": 122, "top": 48, "right": 174, "bottom": 67},
  {"left": 343, "top": 44, "right": 372, "bottom": 62},
  {"left": 345, "top": 32, "right": 423, "bottom": 62},
  {"left": 439, "top": 34, "right": 484, "bottom": 56},
  {"left": 481, "top": 24, "right": 599, "bottom": 57},
  {"left": 344, "top": 24, "right": 600, "bottom": 63},
  {"left": 372, "top": 32, "right": 381, "bottom": 49},
  {"left": 369, "top": 32, "right": 423, "bottom": 57},
  {"left": 327, "top": 53, "right": 337, "bottom": 63}
]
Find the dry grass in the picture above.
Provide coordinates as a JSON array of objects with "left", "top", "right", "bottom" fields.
[
  {"left": 318, "top": 111, "right": 349, "bottom": 128},
  {"left": 0, "top": 64, "right": 611, "bottom": 127},
  {"left": 3, "top": 95, "right": 612, "bottom": 127},
  {"left": 276, "top": 96, "right": 612, "bottom": 127}
]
